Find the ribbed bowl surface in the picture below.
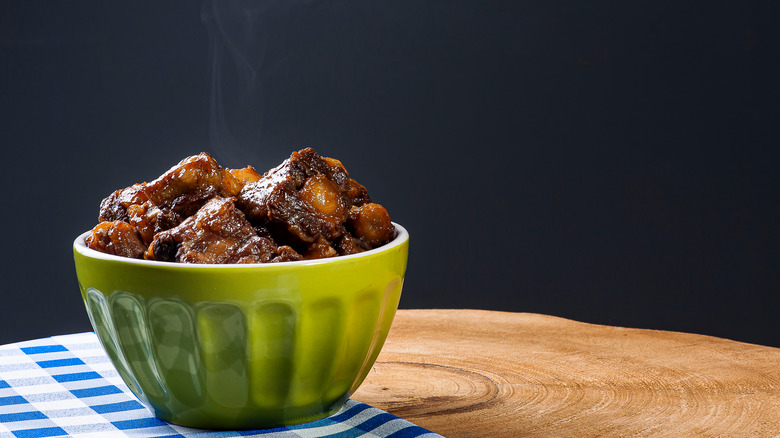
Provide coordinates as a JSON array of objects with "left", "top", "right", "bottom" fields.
[{"left": 73, "top": 225, "right": 408, "bottom": 429}]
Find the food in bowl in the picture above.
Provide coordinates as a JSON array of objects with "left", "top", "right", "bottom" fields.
[
  {"left": 73, "top": 149, "right": 408, "bottom": 428},
  {"left": 87, "top": 148, "right": 395, "bottom": 264}
]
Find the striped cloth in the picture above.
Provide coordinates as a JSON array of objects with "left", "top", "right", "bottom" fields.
[{"left": 0, "top": 333, "right": 441, "bottom": 438}]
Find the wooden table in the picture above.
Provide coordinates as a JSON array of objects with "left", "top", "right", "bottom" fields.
[{"left": 352, "top": 309, "right": 780, "bottom": 437}]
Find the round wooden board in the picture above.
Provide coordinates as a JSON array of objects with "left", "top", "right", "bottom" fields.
[{"left": 352, "top": 309, "right": 780, "bottom": 437}]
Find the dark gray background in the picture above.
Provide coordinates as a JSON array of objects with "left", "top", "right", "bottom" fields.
[{"left": 2, "top": 1, "right": 778, "bottom": 347}]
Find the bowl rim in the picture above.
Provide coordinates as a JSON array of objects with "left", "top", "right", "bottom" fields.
[{"left": 74, "top": 222, "right": 408, "bottom": 268}]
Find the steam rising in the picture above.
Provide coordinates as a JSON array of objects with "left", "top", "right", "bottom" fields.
[{"left": 201, "top": 0, "right": 272, "bottom": 168}]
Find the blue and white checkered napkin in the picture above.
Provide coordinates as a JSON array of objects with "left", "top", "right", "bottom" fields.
[{"left": 0, "top": 333, "right": 441, "bottom": 438}]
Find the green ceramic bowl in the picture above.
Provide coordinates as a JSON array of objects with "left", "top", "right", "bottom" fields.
[{"left": 73, "top": 224, "right": 408, "bottom": 430}]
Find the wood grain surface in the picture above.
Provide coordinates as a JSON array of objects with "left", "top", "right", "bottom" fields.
[{"left": 352, "top": 309, "right": 780, "bottom": 437}]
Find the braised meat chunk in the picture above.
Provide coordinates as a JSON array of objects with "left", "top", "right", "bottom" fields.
[
  {"left": 347, "top": 202, "right": 395, "bottom": 247},
  {"left": 86, "top": 148, "right": 395, "bottom": 264},
  {"left": 237, "top": 147, "right": 395, "bottom": 257},
  {"left": 146, "top": 197, "right": 301, "bottom": 264},
  {"left": 86, "top": 220, "right": 146, "bottom": 259},
  {"left": 238, "top": 148, "right": 350, "bottom": 243},
  {"left": 99, "top": 153, "right": 252, "bottom": 245}
]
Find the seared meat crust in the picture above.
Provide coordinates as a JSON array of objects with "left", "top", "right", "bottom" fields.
[{"left": 86, "top": 148, "right": 394, "bottom": 264}]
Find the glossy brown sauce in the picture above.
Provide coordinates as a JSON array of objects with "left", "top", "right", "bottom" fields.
[{"left": 86, "top": 148, "right": 395, "bottom": 263}]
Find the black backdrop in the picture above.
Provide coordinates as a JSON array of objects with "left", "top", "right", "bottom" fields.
[{"left": 1, "top": 1, "right": 778, "bottom": 347}]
